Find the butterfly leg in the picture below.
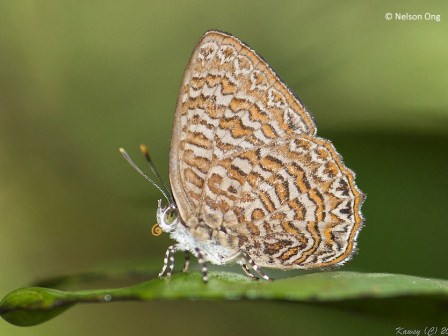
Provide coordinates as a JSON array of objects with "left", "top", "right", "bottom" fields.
[
  {"left": 242, "top": 252, "right": 273, "bottom": 281},
  {"left": 158, "top": 244, "right": 177, "bottom": 278},
  {"left": 182, "top": 251, "right": 190, "bottom": 273},
  {"left": 240, "top": 262, "right": 259, "bottom": 280},
  {"left": 194, "top": 247, "right": 208, "bottom": 283}
]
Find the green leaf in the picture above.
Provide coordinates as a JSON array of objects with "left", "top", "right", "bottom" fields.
[{"left": 1, "top": 271, "right": 448, "bottom": 327}]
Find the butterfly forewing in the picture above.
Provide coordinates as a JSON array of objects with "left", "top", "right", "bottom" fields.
[{"left": 169, "top": 31, "right": 363, "bottom": 269}]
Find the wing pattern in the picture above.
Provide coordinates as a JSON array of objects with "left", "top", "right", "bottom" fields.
[{"left": 169, "top": 31, "right": 363, "bottom": 269}]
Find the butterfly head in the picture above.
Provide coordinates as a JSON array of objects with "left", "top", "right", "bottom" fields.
[{"left": 156, "top": 199, "right": 179, "bottom": 233}]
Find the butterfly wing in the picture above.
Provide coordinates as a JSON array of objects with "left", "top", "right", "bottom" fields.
[
  {"left": 169, "top": 31, "right": 363, "bottom": 269},
  {"left": 210, "top": 135, "right": 364, "bottom": 269},
  {"left": 170, "top": 30, "right": 316, "bottom": 224}
]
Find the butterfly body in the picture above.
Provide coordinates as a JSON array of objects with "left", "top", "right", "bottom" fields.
[{"left": 157, "top": 201, "right": 239, "bottom": 266}]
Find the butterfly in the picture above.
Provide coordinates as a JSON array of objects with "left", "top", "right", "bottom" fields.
[{"left": 121, "top": 30, "right": 364, "bottom": 282}]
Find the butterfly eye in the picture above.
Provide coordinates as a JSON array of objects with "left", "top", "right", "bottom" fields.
[{"left": 164, "top": 208, "right": 178, "bottom": 225}]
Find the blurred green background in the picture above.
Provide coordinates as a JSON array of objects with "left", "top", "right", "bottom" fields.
[{"left": 1, "top": 1, "right": 447, "bottom": 335}]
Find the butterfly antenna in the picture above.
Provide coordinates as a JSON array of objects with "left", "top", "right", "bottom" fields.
[
  {"left": 139, "top": 144, "right": 175, "bottom": 204},
  {"left": 119, "top": 148, "right": 171, "bottom": 204}
]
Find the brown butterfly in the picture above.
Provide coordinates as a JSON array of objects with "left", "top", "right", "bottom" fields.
[{"left": 122, "top": 31, "right": 364, "bottom": 282}]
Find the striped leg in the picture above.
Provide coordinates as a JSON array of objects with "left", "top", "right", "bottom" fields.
[
  {"left": 242, "top": 252, "right": 272, "bottom": 281},
  {"left": 194, "top": 248, "right": 208, "bottom": 283},
  {"left": 158, "top": 245, "right": 177, "bottom": 278},
  {"left": 241, "top": 262, "right": 259, "bottom": 280},
  {"left": 183, "top": 251, "right": 190, "bottom": 273}
]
